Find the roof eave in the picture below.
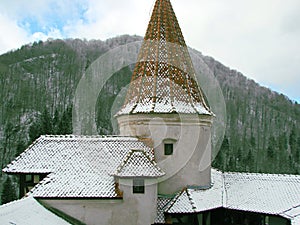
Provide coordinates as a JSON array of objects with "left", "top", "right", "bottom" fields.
[
  {"left": 34, "top": 196, "right": 123, "bottom": 200},
  {"left": 113, "top": 174, "right": 165, "bottom": 179}
]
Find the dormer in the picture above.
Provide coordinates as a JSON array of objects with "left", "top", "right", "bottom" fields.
[
  {"left": 113, "top": 149, "right": 165, "bottom": 224},
  {"left": 113, "top": 149, "right": 165, "bottom": 194}
]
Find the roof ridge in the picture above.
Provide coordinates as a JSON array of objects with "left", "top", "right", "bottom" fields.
[
  {"left": 114, "top": 149, "right": 136, "bottom": 174},
  {"left": 164, "top": 187, "right": 198, "bottom": 213},
  {"left": 281, "top": 204, "right": 300, "bottom": 215},
  {"left": 224, "top": 170, "right": 300, "bottom": 179},
  {"left": 42, "top": 134, "right": 138, "bottom": 139},
  {"left": 212, "top": 167, "right": 300, "bottom": 178},
  {"left": 186, "top": 189, "right": 197, "bottom": 211},
  {"left": 164, "top": 188, "right": 186, "bottom": 212}
]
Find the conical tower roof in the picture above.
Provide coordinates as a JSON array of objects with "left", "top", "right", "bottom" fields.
[{"left": 117, "top": 0, "right": 212, "bottom": 115}]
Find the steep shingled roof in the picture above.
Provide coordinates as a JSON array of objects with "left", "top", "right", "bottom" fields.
[
  {"left": 3, "top": 135, "right": 153, "bottom": 198},
  {"left": 117, "top": 0, "right": 211, "bottom": 115},
  {"left": 113, "top": 149, "right": 165, "bottom": 178}
]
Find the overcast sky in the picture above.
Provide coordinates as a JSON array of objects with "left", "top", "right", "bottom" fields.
[{"left": 0, "top": 0, "right": 299, "bottom": 102}]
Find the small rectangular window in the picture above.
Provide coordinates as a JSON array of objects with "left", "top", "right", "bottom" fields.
[
  {"left": 164, "top": 143, "right": 173, "bottom": 155},
  {"left": 25, "top": 174, "right": 33, "bottom": 183},
  {"left": 133, "top": 178, "right": 145, "bottom": 194},
  {"left": 34, "top": 175, "right": 40, "bottom": 184}
]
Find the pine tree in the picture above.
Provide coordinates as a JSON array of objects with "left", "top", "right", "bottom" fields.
[
  {"left": 1, "top": 176, "right": 17, "bottom": 204},
  {"left": 290, "top": 126, "right": 297, "bottom": 159},
  {"left": 213, "top": 136, "right": 230, "bottom": 171},
  {"left": 213, "top": 151, "right": 224, "bottom": 171},
  {"left": 40, "top": 108, "right": 53, "bottom": 134},
  {"left": 58, "top": 106, "right": 72, "bottom": 134},
  {"left": 246, "top": 150, "right": 254, "bottom": 172},
  {"left": 228, "top": 156, "right": 236, "bottom": 171},
  {"left": 267, "top": 136, "right": 275, "bottom": 158},
  {"left": 296, "top": 137, "right": 300, "bottom": 163},
  {"left": 53, "top": 109, "right": 60, "bottom": 134},
  {"left": 29, "top": 119, "right": 42, "bottom": 143}
]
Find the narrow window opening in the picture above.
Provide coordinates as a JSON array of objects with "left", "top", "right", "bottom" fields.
[
  {"left": 164, "top": 143, "right": 173, "bottom": 155},
  {"left": 34, "top": 175, "right": 40, "bottom": 184},
  {"left": 133, "top": 178, "right": 145, "bottom": 194},
  {"left": 25, "top": 174, "right": 33, "bottom": 183}
]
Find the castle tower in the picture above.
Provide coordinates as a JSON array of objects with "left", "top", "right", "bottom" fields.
[{"left": 116, "top": 0, "right": 213, "bottom": 194}]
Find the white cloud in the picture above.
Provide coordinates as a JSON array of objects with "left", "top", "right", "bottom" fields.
[
  {"left": 63, "top": 0, "right": 152, "bottom": 40},
  {"left": 171, "top": 0, "right": 300, "bottom": 101},
  {"left": 0, "top": 0, "right": 86, "bottom": 53},
  {"left": 0, "top": 13, "right": 30, "bottom": 53},
  {"left": 32, "top": 28, "right": 63, "bottom": 42},
  {"left": 0, "top": 12, "right": 64, "bottom": 54}
]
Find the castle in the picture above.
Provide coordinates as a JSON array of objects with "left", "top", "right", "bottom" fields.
[{"left": 1, "top": 1, "right": 300, "bottom": 225}]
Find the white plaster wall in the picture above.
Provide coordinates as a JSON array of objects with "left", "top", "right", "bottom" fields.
[
  {"left": 40, "top": 199, "right": 122, "bottom": 225},
  {"left": 40, "top": 179, "right": 158, "bottom": 225},
  {"left": 158, "top": 123, "right": 212, "bottom": 194},
  {"left": 119, "top": 178, "right": 158, "bottom": 225},
  {"left": 117, "top": 113, "right": 213, "bottom": 194}
]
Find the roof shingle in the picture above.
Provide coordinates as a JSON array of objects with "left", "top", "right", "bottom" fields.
[
  {"left": 3, "top": 135, "right": 153, "bottom": 198},
  {"left": 164, "top": 169, "right": 300, "bottom": 223},
  {"left": 113, "top": 149, "right": 165, "bottom": 178},
  {"left": 117, "top": 0, "right": 212, "bottom": 116}
]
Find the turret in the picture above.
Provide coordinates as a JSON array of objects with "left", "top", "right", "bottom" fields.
[{"left": 116, "top": 0, "right": 213, "bottom": 194}]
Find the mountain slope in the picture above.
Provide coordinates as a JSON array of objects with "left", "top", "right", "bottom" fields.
[{"left": 0, "top": 35, "right": 299, "bottom": 179}]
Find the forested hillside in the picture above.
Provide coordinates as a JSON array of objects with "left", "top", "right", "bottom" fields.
[
  {"left": 0, "top": 35, "right": 300, "bottom": 203},
  {"left": 204, "top": 57, "right": 300, "bottom": 174}
]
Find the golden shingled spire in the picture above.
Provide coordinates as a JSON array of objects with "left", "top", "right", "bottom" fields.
[{"left": 118, "top": 0, "right": 211, "bottom": 115}]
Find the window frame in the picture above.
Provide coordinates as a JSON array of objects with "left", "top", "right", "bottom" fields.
[
  {"left": 164, "top": 143, "right": 174, "bottom": 155},
  {"left": 133, "top": 178, "right": 145, "bottom": 194},
  {"left": 25, "top": 174, "right": 33, "bottom": 183}
]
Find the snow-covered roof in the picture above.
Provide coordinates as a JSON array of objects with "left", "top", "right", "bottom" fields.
[
  {"left": 167, "top": 189, "right": 195, "bottom": 213},
  {"left": 167, "top": 170, "right": 223, "bottom": 214},
  {"left": 3, "top": 135, "right": 153, "bottom": 198},
  {"left": 113, "top": 149, "right": 165, "bottom": 178},
  {"left": 0, "top": 197, "right": 71, "bottom": 225},
  {"left": 155, "top": 196, "right": 173, "bottom": 224},
  {"left": 117, "top": 88, "right": 212, "bottom": 115},
  {"left": 30, "top": 173, "right": 118, "bottom": 198},
  {"left": 116, "top": 0, "right": 212, "bottom": 116},
  {"left": 164, "top": 169, "right": 300, "bottom": 222},
  {"left": 224, "top": 172, "right": 300, "bottom": 215},
  {"left": 292, "top": 216, "right": 300, "bottom": 225},
  {"left": 280, "top": 205, "right": 300, "bottom": 225}
]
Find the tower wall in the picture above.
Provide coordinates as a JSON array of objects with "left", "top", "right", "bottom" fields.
[
  {"left": 117, "top": 113, "right": 213, "bottom": 194},
  {"left": 119, "top": 178, "right": 158, "bottom": 224}
]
